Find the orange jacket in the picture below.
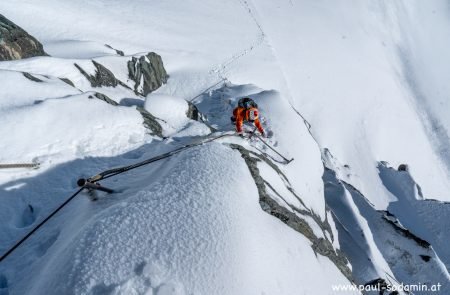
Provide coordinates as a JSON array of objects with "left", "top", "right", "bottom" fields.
[{"left": 233, "top": 106, "right": 264, "bottom": 134}]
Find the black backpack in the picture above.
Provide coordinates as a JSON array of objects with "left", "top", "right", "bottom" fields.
[{"left": 238, "top": 97, "right": 258, "bottom": 109}]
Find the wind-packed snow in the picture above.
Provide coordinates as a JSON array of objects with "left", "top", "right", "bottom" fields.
[
  {"left": 1, "top": 0, "right": 450, "bottom": 294},
  {"left": 45, "top": 40, "right": 122, "bottom": 59}
]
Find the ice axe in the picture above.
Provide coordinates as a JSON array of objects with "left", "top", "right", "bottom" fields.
[
  {"left": 253, "top": 134, "right": 294, "bottom": 164},
  {"left": 245, "top": 127, "right": 294, "bottom": 164}
]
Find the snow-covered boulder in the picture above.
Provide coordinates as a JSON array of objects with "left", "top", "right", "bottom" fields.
[{"left": 0, "top": 14, "right": 47, "bottom": 61}]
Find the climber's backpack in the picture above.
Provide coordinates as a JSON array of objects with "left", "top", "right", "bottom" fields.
[{"left": 238, "top": 97, "right": 258, "bottom": 109}]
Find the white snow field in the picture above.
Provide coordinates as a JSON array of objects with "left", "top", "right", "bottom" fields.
[{"left": 0, "top": 0, "right": 450, "bottom": 294}]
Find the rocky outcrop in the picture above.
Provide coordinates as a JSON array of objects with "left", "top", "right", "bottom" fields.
[
  {"left": 73, "top": 53, "right": 167, "bottom": 97},
  {"left": 59, "top": 77, "right": 75, "bottom": 87},
  {"left": 88, "top": 92, "right": 119, "bottom": 106},
  {"left": 136, "top": 106, "right": 163, "bottom": 137},
  {"left": 230, "top": 143, "right": 353, "bottom": 281},
  {"left": 186, "top": 101, "right": 201, "bottom": 121},
  {"left": 23, "top": 72, "right": 43, "bottom": 82},
  {"left": 186, "top": 101, "right": 216, "bottom": 132},
  {"left": 127, "top": 52, "right": 168, "bottom": 96},
  {"left": 75, "top": 61, "right": 120, "bottom": 88},
  {"left": 105, "top": 44, "right": 124, "bottom": 56},
  {"left": 0, "top": 14, "right": 47, "bottom": 61}
]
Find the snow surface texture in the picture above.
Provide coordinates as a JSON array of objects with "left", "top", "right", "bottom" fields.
[
  {"left": 1, "top": 0, "right": 450, "bottom": 294},
  {"left": 144, "top": 93, "right": 210, "bottom": 138}
]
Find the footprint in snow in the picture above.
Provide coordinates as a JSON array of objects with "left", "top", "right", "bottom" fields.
[
  {"left": 34, "top": 231, "right": 60, "bottom": 258},
  {"left": 0, "top": 274, "right": 8, "bottom": 295},
  {"left": 15, "top": 204, "right": 37, "bottom": 228}
]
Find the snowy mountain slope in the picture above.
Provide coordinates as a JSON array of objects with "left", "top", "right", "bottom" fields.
[
  {"left": 324, "top": 167, "right": 450, "bottom": 291},
  {"left": 250, "top": 0, "right": 450, "bottom": 205},
  {"left": 378, "top": 163, "right": 450, "bottom": 271},
  {"left": 9, "top": 143, "right": 353, "bottom": 295},
  {"left": 0, "top": 13, "right": 353, "bottom": 295},
  {"left": 1, "top": 0, "right": 450, "bottom": 294}
]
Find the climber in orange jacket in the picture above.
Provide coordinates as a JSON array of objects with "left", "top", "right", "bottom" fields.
[{"left": 231, "top": 97, "right": 265, "bottom": 136}]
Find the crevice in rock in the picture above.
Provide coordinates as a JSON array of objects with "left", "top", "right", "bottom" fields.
[{"left": 229, "top": 143, "right": 352, "bottom": 281}]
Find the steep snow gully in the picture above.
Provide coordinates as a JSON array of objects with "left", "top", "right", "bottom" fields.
[{"left": 1, "top": 0, "right": 450, "bottom": 294}]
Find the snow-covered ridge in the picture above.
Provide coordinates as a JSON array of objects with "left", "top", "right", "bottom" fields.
[{"left": 1, "top": 0, "right": 450, "bottom": 294}]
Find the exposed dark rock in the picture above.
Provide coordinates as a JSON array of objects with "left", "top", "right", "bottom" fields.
[
  {"left": 23, "top": 72, "right": 43, "bottom": 82},
  {"left": 398, "top": 164, "right": 409, "bottom": 171},
  {"left": 136, "top": 106, "right": 163, "bottom": 137},
  {"left": 105, "top": 44, "right": 124, "bottom": 56},
  {"left": 75, "top": 61, "right": 118, "bottom": 88},
  {"left": 0, "top": 14, "right": 47, "bottom": 61},
  {"left": 186, "top": 101, "right": 216, "bottom": 132},
  {"left": 59, "top": 77, "right": 75, "bottom": 87},
  {"left": 88, "top": 92, "right": 119, "bottom": 106},
  {"left": 364, "top": 278, "right": 388, "bottom": 294},
  {"left": 127, "top": 52, "right": 168, "bottom": 96},
  {"left": 230, "top": 143, "right": 352, "bottom": 281},
  {"left": 381, "top": 211, "right": 431, "bottom": 248},
  {"left": 186, "top": 101, "right": 201, "bottom": 121},
  {"left": 420, "top": 255, "right": 431, "bottom": 262},
  {"left": 75, "top": 61, "right": 132, "bottom": 91}
]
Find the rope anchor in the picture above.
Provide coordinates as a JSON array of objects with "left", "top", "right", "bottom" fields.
[{"left": 77, "top": 178, "right": 114, "bottom": 194}]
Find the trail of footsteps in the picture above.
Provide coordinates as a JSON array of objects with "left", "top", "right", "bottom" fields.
[{"left": 208, "top": 0, "right": 267, "bottom": 80}]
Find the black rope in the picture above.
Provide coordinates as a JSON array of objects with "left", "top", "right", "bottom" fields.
[
  {"left": 90, "top": 132, "right": 233, "bottom": 182},
  {"left": 0, "top": 130, "right": 281, "bottom": 264},
  {"left": 0, "top": 188, "right": 84, "bottom": 264},
  {"left": 187, "top": 78, "right": 227, "bottom": 102}
]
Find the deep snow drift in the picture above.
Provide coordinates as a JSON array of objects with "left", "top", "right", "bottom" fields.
[{"left": 1, "top": 0, "right": 450, "bottom": 294}]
